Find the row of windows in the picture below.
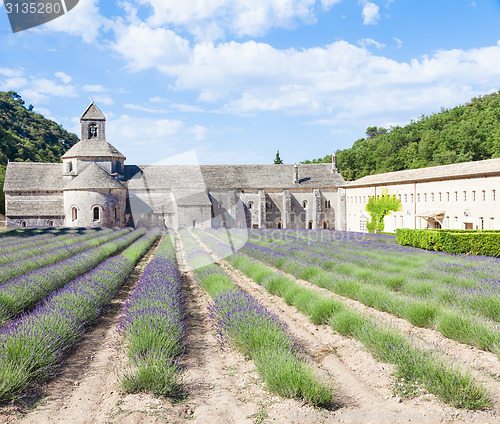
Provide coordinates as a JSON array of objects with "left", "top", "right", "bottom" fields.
[
  {"left": 251, "top": 200, "right": 332, "bottom": 210},
  {"left": 348, "top": 189, "right": 497, "bottom": 205},
  {"left": 71, "top": 206, "right": 120, "bottom": 222}
]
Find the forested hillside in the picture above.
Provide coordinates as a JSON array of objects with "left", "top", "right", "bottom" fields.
[
  {"left": 304, "top": 91, "right": 500, "bottom": 180},
  {"left": 0, "top": 91, "right": 79, "bottom": 214}
]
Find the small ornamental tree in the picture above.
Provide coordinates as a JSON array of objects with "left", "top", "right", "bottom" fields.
[
  {"left": 274, "top": 150, "right": 283, "bottom": 164},
  {"left": 366, "top": 189, "right": 402, "bottom": 233}
]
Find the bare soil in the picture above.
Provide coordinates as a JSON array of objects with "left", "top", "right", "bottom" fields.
[{"left": 0, "top": 232, "right": 498, "bottom": 424}]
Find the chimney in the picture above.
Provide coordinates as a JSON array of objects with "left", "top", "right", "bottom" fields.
[
  {"left": 293, "top": 163, "right": 299, "bottom": 184},
  {"left": 331, "top": 151, "right": 338, "bottom": 173}
]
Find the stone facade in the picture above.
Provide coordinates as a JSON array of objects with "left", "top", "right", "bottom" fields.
[
  {"left": 5, "top": 103, "right": 498, "bottom": 231},
  {"left": 4, "top": 103, "right": 345, "bottom": 229}
]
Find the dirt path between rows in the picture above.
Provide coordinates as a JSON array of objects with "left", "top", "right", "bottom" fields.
[{"left": 194, "top": 231, "right": 500, "bottom": 423}]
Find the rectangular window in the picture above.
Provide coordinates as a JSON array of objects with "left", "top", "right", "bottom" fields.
[
  {"left": 463, "top": 191, "right": 467, "bottom": 202},
  {"left": 446, "top": 192, "right": 450, "bottom": 201},
  {"left": 472, "top": 191, "right": 476, "bottom": 201},
  {"left": 455, "top": 192, "right": 458, "bottom": 201},
  {"left": 404, "top": 194, "right": 407, "bottom": 203},
  {"left": 493, "top": 190, "right": 496, "bottom": 201},
  {"left": 439, "top": 192, "right": 442, "bottom": 202},
  {"left": 424, "top": 193, "right": 427, "bottom": 202},
  {"left": 480, "top": 217, "right": 484, "bottom": 230},
  {"left": 417, "top": 193, "right": 420, "bottom": 202},
  {"left": 431, "top": 193, "right": 434, "bottom": 202},
  {"left": 482, "top": 190, "right": 486, "bottom": 201},
  {"left": 411, "top": 194, "right": 414, "bottom": 203}
]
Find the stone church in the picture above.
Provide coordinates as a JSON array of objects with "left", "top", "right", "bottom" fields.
[{"left": 4, "top": 103, "right": 346, "bottom": 230}]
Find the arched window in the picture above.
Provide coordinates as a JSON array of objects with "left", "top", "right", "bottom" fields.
[
  {"left": 48, "top": 220, "right": 54, "bottom": 227},
  {"left": 21, "top": 221, "right": 27, "bottom": 228},
  {"left": 115, "top": 206, "right": 119, "bottom": 221},
  {"left": 322, "top": 220, "right": 328, "bottom": 229},
  {"left": 192, "top": 220, "right": 197, "bottom": 228},
  {"left": 89, "top": 123, "right": 98, "bottom": 138},
  {"left": 248, "top": 201, "right": 253, "bottom": 209},
  {"left": 93, "top": 206, "right": 100, "bottom": 221},
  {"left": 277, "top": 220, "right": 283, "bottom": 229},
  {"left": 72, "top": 207, "right": 78, "bottom": 222},
  {"left": 308, "top": 220, "right": 313, "bottom": 229},
  {"left": 302, "top": 200, "right": 308, "bottom": 209}
]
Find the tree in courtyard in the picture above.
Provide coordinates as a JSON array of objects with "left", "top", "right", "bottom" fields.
[
  {"left": 365, "top": 189, "right": 401, "bottom": 233},
  {"left": 274, "top": 150, "right": 283, "bottom": 164}
]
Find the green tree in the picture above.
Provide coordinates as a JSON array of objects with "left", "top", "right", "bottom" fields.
[
  {"left": 365, "top": 189, "right": 401, "bottom": 233},
  {"left": 274, "top": 150, "right": 283, "bottom": 164}
]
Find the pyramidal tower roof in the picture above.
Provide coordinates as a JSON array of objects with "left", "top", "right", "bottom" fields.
[
  {"left": 81, "top": 102, "right": 106, "bottom": 121},
  {"left": 61, "top": 102, "right": 126, "bottom": 159},
  {"left": 63, "top": 163, "right": 126, "bottom": 191}
]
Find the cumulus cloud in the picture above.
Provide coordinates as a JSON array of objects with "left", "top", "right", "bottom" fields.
[
  {"left": 43, "top": 0, "right": 110, "bottom": 42},
  {"left": 131, "top": 0, "right": 340, "bottom": 40},
  {"left": 109, "top": 30, "right": 500, "bottom": 125},
  {"left": 0, "top": 70, "right": 78, "bottom": 104},
  {"left": 361, "top": 1, "right": 380, "bottom": 25},
  {"left": 55, "top": 71, "right": 72, "bottom": 84},
  {"left": 112, "top": 22, "right": 191, "bottom": 71}
]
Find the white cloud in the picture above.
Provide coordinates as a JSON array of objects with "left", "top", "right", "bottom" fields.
[
  {"left": 92, "top": 94, "right": 114, "bottom": 105},
  {"left": 0, "top": 68, "right": 23, "bottom": 78},
  {"left": 110, "top": 31, "right": 500, "bottom": 126},
  {"left": 106, "top": 114, "right": 208, "bottom": 161},
  {"left": 83, "top": 84, "right": 108, "bottom": 92},
  {"left": 55, "top": 71, "right": 72, "bottom": 84},
  {"left": 132, "top": 0, "right": 340, "bottom": 40},
  {"left": 359, "top": 38, "right": 385, "bottom": 50},
  {"left": 112, "top": 22, "right": 191, "bottom": 71},
  {"left": 0, "top": 70, "right": 78, "bottom": 105},
  {"left": 394, "top": 37, "right": 403, "bottom": 48},
  {"left": 149, "top": 96, "right": 166, "bottom": 103},
  {"left": 171, "top": 103, "right": 205, "bottom": 112},
  {"left": 361, "top": 1, "right": 380, "bottom": 25},
  {"left": 43, "top": 0, "right": 110, "bottom": 42},
  {"left": 124, "top": 103, "right": 170, "bottom": 113}
]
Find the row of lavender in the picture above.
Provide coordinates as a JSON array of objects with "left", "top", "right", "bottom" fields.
[
  {"left": 119, "top": 230, "right": 187, "bottom": 396},
  {"left": 249, "top": 230, "right": 500, "bottom": 323},
  {"left": 0, "top": 227, "right": 92, "bottom": 254},
  {"left": 0, "top": 228, "right": 129, "bottom": 284},
  {"left": 198, "top": 229, "right": 493, "bottom": 410},
  {"left": 211, "top": 228, "right": 500, "bottom": 355},
  {"left": 0, "top": 228, "right": 146, "bottom": 324},
  {"left": 0, "top": 228, "right": 161, "bottom": 402},
  {"left": 180, "top": 228, "right": 335, "bottom": 406}
]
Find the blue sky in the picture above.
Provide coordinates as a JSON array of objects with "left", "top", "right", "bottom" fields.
[{"left": 1, "top": 0, "right": 500, "bottom": 165}]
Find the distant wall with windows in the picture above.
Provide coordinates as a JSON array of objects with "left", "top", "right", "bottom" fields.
[{"left": 344, "top": 174, "right": 500, "bottom": 232}]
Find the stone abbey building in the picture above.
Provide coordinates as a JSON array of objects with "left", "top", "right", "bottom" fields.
[
  {"left": 4, "top": 103, "right": 500, "bottom": 231},
  {"left": 4, "top": 103, "right": 345, "bottom": 230}
]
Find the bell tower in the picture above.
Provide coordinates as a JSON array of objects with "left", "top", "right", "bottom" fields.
[{"left": 80, "top": 101, "right": 106, "bottom": 141}]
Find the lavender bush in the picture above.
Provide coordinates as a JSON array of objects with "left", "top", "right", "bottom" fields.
[
  {"left": 0, "top": 228, "right": 160, "bottom": 401},
  {"left": 120, "top": 229, "right": 186, "bottom": 397}
]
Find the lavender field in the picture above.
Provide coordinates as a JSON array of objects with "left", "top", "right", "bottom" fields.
[{"left": 0, "top": 227, "right": 499, "bottom": 424}]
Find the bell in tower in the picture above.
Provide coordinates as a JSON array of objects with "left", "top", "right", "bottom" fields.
[{"left": 80, "top": 101, "right": 106, "bottom": 141}]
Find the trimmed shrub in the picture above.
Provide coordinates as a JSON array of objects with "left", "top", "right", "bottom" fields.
[{"left": 396, "top": 229, "right": 500, "bottom": 257}]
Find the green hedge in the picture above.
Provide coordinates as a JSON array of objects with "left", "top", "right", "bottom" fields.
[{"left": 396, "top": 229, "right": 500, "bottom": 257}]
